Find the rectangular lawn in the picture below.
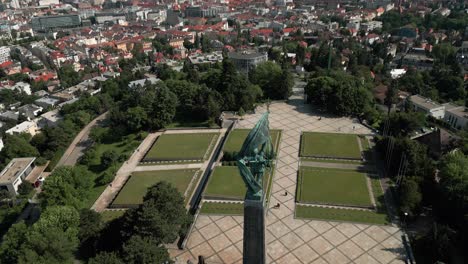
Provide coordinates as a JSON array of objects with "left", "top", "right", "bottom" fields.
[
  {"left": 300, "top": 132, "right": 361, "bottom": 159},
  {"left": 112, "top": 169, "right": 197, "bottom": 207},
  {"left": 200, "top": 202, "right": 244, "bottom": 215},
  {"left": 204, "top": 166, "right": 271, "bottom": 200},
  {"left": 297, "top": 167, "right": 372, "bottom": 207},
  {"left": 224, "top": 129, "right": 281, "bottom": 154},
  {"left": 296, "top": 205, "right": 388, "bottom": 225},
  {"left": 144, "top": 133, "right": 218, "bottom": 162}
]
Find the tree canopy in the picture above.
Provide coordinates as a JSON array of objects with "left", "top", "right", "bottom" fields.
[{"left": 40, "top": 166, "right": 95, "bottom": 209}]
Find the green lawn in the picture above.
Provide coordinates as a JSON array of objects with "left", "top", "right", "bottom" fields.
[
  {"left": 204, "top": 166, "right": 272, "bottom": 200},
  {"left": 144, "top": 133, "right": 218, "bottom": 162},
  {"left": 295, "top": 205, "right": 388, "bottom": 225},
  {"left": 370, "top": 174, "right": 387, "bottom": 213},
  {"left": 300, "top": 132, "right": 361, "bottom": 159},
  {"left": 200, "top": 202, "right": 244, "bottom": 215},
  {"left": 297, "top": 167, "right": 372, "bottom": 207},
  {"left": 100, "top": 210, "right": 126, "bottom": 222},
  {"left": 112, "top": 169, "right": 197, "bottom": 207},
  {"left": 300, "top": 157, "right": 364, "bottom": 165},
  {"left": 224, "top": 129, "right": 281, "bottom": 154}
]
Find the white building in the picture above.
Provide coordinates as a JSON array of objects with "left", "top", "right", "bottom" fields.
[
  {"left": 0, "top": 46, "right": 11, "bottom": 64},
  {"left": 38, "top": 0, "right": 59, "bottom": 6},
  {"left": 0, "top": 157, "right": 36, "bottom": 196},
  {"left": 444, "top": 104, "right": 468, "bottom": 130},
  {"left": 6, "top": 121, "right": 40, "bottom": 136},
  {"left": 128, "top": 77, "right": 161, "bottom": 89},
  {"left": 409, "top": 95, "right": 445, "bottom": 119},
  {"left": 11, "top": 82, "right": 32, "bottom": 95}
]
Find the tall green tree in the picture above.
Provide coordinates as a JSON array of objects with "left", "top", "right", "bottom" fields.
[
  {"left": 122, "top": 235, "right": 170, "bottom": 264},
  {"left": 40, "top": 166, "right": 94, "bottom": 209},
  {"left": 121, "top": 182, "right": 189, "bottom": 244},
  {"left": 148, "top": 84, "right": 178, "bottom": 129}
]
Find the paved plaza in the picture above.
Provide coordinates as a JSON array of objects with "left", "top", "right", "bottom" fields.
[{"left": 170, "top": 83, "right": 408, "bottom": 263}]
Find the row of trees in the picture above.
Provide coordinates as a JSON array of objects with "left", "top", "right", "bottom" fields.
[
  {"left": 376, "top": 124, "right": 468, "bottom": 262},
  {"left": 304, "top": 70, "right": 380, "bottom": 126}
]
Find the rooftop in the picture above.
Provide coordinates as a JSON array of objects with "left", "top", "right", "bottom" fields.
[
  {"left": 446, "top": 105, "right": 468, "bottom": 119},
  {"left": 228, "top": 51, "right": 267, "bottom": 60},
  {"left": 0, "top": 157, "right": 36, "bottom": 185},
  {"left": 409, "top": 95, "right": 443, "bottom": 110}
]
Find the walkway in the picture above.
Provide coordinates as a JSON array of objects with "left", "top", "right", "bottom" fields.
[
  {"left": 91, "top": 132, "right": 161, "bottom": 212},
  {"left": 170, "top": 80, "right": 407, "bottom": 263},
  {"left": 56, "top": 112, "right": 108, "bottom": 167}
]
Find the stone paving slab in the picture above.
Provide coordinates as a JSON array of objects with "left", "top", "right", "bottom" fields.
[{"left": 171, "top": 88, "right": 407, "bottom": 264}]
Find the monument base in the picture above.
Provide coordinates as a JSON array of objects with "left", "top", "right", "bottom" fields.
[{"left": 243, "top": 199, "right": 265, "bottom": 264}]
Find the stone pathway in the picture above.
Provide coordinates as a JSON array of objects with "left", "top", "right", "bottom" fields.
[{"left": 170, "top": 84, "right": 407, "bottom": 263}]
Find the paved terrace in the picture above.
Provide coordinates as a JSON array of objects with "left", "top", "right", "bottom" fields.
[{"left": 170, "top": 82, "right": 408, "bottom": 263}]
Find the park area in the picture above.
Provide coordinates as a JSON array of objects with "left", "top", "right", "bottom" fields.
[
  {"left": 143, "top": 133, "right": 219, "bottom": 163},
  {"left": 111, "top": 169, "right": 198, "bottom": 207},
  {"left": 204, "top": 166, "right": 273, "bottom": 201},
  {"left": 300, "top": 132, "right": 362, "bottom": 159},
  {"left": 296, "top": 167, "right": 372, "bottom": 208},
  {"left": 223, "top": 129, "right": 282, "bottom": 155}
]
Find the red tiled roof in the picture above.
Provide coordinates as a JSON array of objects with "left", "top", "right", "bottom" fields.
[{"left": 0, "top": 61, "right": 13, "bottom": 68}]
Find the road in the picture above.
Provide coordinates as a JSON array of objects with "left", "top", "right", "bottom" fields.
[{"left": 55, "top": 112, "right": 108, "bottom": 167}]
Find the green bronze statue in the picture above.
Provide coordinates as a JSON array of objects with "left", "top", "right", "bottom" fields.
[
  {"left": 237, "top": 112, "right": 274, "bottom": 200},
  {"left": 237, "top": 112, "right": 274, "bottom": 264}
]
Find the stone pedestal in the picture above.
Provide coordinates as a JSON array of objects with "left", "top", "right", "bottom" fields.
[{"left": 243, "top": 199, "right": 265, "bottom": 264}]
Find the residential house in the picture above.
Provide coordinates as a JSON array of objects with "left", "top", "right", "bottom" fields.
[
  {"left": 34, "top": 97, "right": 60, "bottom": 108},
  {"left": 6, "top": 121, "right": 40, "bottom": 136},
  {"left": 36, "top": 109, "right": 62, "bottom": 128},
  {"left": 128, "top": 77, "right": 161, "bottom": 89},
  {"left": 18, "top": 104, "right": 43, "bottom": 120},
  {"left": 0, "top": 157, "right": 36, "bottom": 196}
]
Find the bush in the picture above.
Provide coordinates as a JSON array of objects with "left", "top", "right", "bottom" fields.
[
  {"left": 18, "top": 182, "right": 34, "bottom": 196},
  {"left": 79, "top": 147, "right": 97, "bottom": 165},
  {"left": 97, "top": 168, "right": 117, "bottom": 186},
  {"left": 34, "top": 157, "right": 48, "bottom": 166}
]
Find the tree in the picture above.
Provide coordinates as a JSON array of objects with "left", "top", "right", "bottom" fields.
[
  {"left": 122, "top": 235, "right": 170, "bottom": 264},
  {"left": 437, "top": 152, "right": 468, "bottom": 222},
  {"left": 0, "top": 206, "right": 80, "bottom": 264},
  {"left": 399, "top": 177, "right": 422, "bottom": 216},
  {"left": 17, "top": 182, "right": 34, "bottom": 196},
  {"left": 20, "top": 206, "right": 80, "bottom": 264},
  {"left": 382, "top": 111, "right": 426, "bottom": 137},
  {"left": 436, "top": 75, "right": 465, "bottom": 101},
  {"left": 78, "top": 209, "right": 103, "bottom": 258},
  {"left": 249, "top": 61, "right": 292, "bottom": 100},
  {"left": 101, "top": 150, "right": 119, "bottom": 169},
  {"left": 40, "top": 166, "right": 94, "bottom": 209},
  {"left": 66, "top": 110, "right": 92, "bottom": 127},
  {"left": 122, "top": 182, "right": 189, "bottom": 244},
  {"left": 148, "top": 84, "right": 178, "bottom": 129},
  {"left": 304, "top": 71, "right": 374, "bottom": 117},
  {"left": 0, "top": 134, "right": 39, "bottom": 164},
  {"left": 88, "top": 252, "right": 124, "bottom": 264}
]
